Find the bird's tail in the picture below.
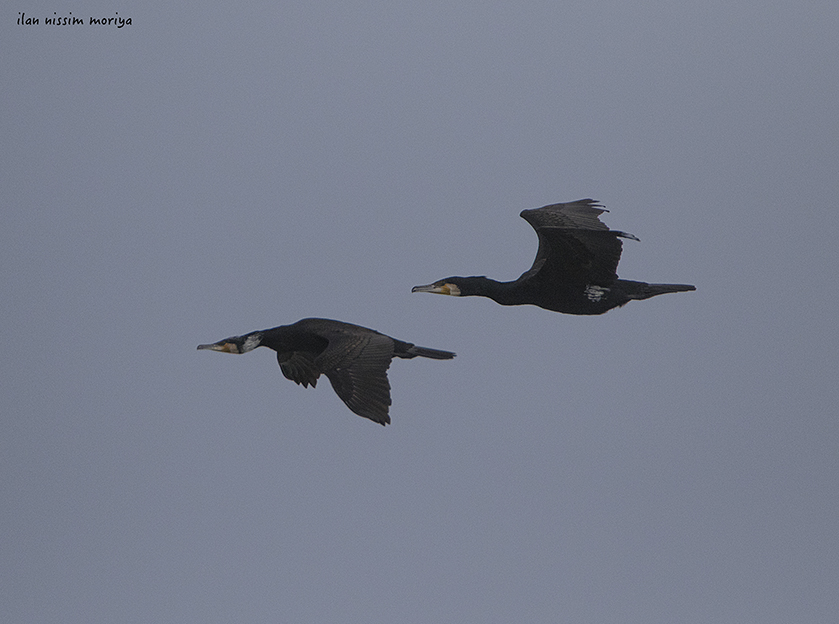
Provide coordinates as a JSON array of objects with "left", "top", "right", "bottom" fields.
[
  {"left": 623, "top": 280, "right": 696, "bottom": 301},
  {"left": 394, "top": 341, "right": 456, "bottom": 360}
]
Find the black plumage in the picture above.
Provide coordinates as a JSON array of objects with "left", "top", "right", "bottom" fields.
[
  {"left": 412, "top": 199, "right": 695, "bottom": 315},
  {"left": 198, "top": 318, "right": 455, "bottom": 425}
]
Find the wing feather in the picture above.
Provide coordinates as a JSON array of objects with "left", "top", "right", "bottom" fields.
[
  {"left": 277, "top": 351, "right": 320, "bottom": 388},
  {"left": 314, "top": 327, "right": 396, "bottom": 425},
  {"left": 519, "top": 199, "right": 637, "bottom": 286}
]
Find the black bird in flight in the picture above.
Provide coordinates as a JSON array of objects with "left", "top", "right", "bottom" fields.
[
  {"left": 412, "top": 199, "right": 695, "bottom": 315},
  {"left": 198, "top": 318, "right": 455, "bottom": 425}
]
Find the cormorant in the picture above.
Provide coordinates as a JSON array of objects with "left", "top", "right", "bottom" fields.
[
  {"left": 197, "top": 317, "right": 455, "bottom": 425},
  {"left": 412, "top": 199, "right": 695, "bottom": 315}
]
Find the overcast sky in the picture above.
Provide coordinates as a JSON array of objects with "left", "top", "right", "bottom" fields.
[{"left": 3, "top": 1, "right": 838, "bottom": 622}]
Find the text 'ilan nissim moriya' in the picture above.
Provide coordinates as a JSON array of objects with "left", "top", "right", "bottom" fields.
[{"left": 18, "top": 12, "right": 133, "bottom": 28}]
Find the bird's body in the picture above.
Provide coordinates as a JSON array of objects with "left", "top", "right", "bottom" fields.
[
  {"left": 412, "top": 199, "right": 695, "bottom": 315},
  {"left": 198, "top": 317, "right": 455, "bottom": 425}
]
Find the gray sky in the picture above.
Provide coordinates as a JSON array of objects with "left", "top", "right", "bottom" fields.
[{"left": 3, "top": 1, "right": 838, "bottom": 622}]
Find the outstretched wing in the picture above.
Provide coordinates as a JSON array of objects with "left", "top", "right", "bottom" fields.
[
  {"left": 519, "top": 199, "right": 638, "bottom": 286},
  {"left": 314, "top": 325, "right": 396, "bottom": 425}
]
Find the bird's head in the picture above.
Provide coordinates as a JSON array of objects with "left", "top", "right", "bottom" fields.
[
  {"left": 411, "top": 277, "right": 487, "bottom": 297},
  {"left": 197, "top": 332, "right": 263, "bottom": 354}
]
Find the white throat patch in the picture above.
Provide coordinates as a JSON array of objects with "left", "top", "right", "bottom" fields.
[{"left": 241, "top": 333, "right": 262, "bottom": 353}]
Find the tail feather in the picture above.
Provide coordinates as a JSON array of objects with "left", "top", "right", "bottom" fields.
[
  {"left": 626, "top": 281, "right": 696, "bottom": 300},
  {"left": 394, "top": 342, "right": 456, "bottom": 360},
  {"left": 408, "top": 345, "right": 456, "bottom": 360}
]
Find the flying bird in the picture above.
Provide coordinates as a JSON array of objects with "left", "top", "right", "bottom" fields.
[
  {"left": 198, "top": 317, "right": 455, "bottom": 425},
  {"left": 412, "top": 199, "right": 695, "bottom": 315}
]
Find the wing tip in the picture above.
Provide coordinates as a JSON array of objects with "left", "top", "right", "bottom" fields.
[{"left": 614, "top": 230, "right": 640, "bottom": 242}]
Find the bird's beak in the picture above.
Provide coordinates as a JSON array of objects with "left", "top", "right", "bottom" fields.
[
  {"left": 197, "top": 341, "right": 236, "bottom": 353},
  {"left": 412, "top": 282, "right": 459, "bottom": 296}
]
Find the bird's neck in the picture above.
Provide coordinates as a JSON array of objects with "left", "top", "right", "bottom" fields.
[{"left": 466, "top": 276, "right": 526, "bottom": 306}]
